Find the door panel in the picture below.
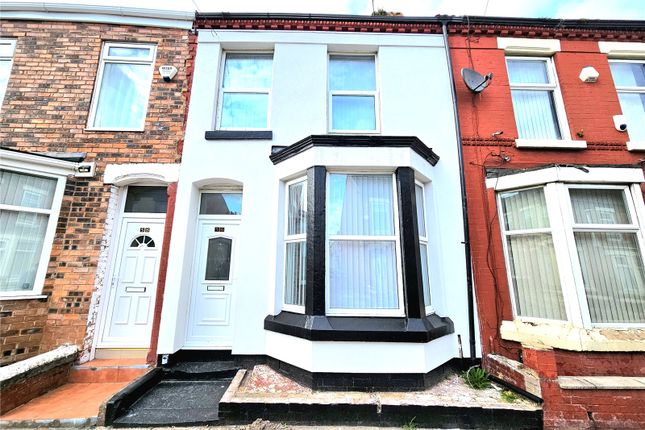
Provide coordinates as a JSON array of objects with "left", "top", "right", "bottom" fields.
[
  {"left": 100, "top": 219, "right": 164, "bottom": 347},
  {"left": 185, "top": 222, "right": 238, "bottom": 348}
]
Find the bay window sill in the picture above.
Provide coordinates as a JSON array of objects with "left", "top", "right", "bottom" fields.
[
  {"left": 0, "top": 294, "right": 48, "bottom": 301},
  {"left": 515, "top": 139, "right": 587, "bottom": 149},
  {"left": 264, "top": 311, "right": 453, "bottom": 343},
  {"left": 500, "top": 319, "right": 645, "bottom": 352},
  {"left": 626, "top": 141, "right": 645, "bottom": 151}
]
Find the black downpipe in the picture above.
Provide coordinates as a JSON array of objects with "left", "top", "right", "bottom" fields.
[{"left": 441, "top": 20, "right": 477, "bottom": 360}]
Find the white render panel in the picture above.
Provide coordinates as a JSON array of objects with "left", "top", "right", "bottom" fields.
[
  {"left": 198, "top": 29, "right": 445, "bottom": 48},
  {"left": 159, "top": 30, "right": 474, "bottom": 367}
]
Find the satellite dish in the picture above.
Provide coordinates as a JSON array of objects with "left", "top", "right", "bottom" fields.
[{"left": 461, "top": 68, "right": 493, "bottom": 93}]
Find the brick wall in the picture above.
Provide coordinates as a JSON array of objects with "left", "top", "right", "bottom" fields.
[
  {"left": 0, "top": 20, "right": 190, "bottom": 365},
  {"left": 450, "top": 29, "right": 645, "bottom": 429}
]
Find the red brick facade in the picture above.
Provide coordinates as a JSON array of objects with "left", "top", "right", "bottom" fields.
[
  {"left": 0, "top": 19, "right": 190, "bottom": 365},
  {"left": 450, "top": 24, "right": 645, "bottom": 429}
]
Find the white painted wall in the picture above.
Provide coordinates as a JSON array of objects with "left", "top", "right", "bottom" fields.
[{"left": 158, "top": 29, "right": 474, "bottom": 372}]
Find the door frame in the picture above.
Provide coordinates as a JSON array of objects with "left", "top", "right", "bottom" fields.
[
  {"left": 184, "top": 216, "right": 241, "bottom": 349},
  {"left": 95, "top": 186, "right": 167, "bottom": 349}
]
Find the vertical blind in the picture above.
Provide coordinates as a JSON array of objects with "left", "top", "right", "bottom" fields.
[
  {"left": 327, "top": 174, "right": 399, "bottom": 311},
  {"left": 416, "top": 184, "right": 431, "bottom": 308},
  {"left": 0, "top": 170, "right": 57, "bottom": 292},
  {"left": 570, "top": 188, "right": 645, "bottom": 324},
  {"left": 507, "top": 59, "right": 562, "bottom": 140},
  {"left": 284, "top": 181, "right": 306, "bottom": 307},
  {"left": 500, "top": 188, "right": 567, "bottom": 320}
]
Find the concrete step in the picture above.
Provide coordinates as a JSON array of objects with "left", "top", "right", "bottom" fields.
[
  {"left": 164, "top": 360, "right": 239, "bottom": 380},
  {"left": 112, "top": 379, "right": 232, "bottom": 427},
  {"left": 69, "top": 359, "right": 149, "bottom": 383}
]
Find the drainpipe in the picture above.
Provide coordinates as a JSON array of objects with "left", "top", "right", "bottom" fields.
[{"left": 440, "top": 18, "right": 477, "bottom": 361}]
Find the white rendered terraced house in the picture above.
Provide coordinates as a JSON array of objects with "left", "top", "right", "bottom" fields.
[{"left": 156, "top": 14, "right": 476, "bottom": 388}]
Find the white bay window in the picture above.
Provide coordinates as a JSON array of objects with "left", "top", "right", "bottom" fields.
[
  {"left": 416, "top": 182, "right": 433, "bottom": 313},
  {"left": 497, "top": 177, "right": 645, "bottom": 327},
  {"left": 283, "top": 178, "right": 307, "bottom": 311},
  {"left": 326, "top": 173, "right": 403, "bottom": 316},
  {"left": 0, "top": 166, "right": 68, "bottom": 298}
]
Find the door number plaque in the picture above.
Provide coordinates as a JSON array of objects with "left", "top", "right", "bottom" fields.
[
  {"left": 214, "top": 227, "right": 225, "bottom": 232},
  {"left": 139, "top": 227, "right": 150, "bottom": 233}
]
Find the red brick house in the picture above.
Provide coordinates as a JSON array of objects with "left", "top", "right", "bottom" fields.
[
  {"left": 0, "top": 3, "right": 192, "bottom": 366},
  {"left": 449, "top": 16, "right": 645, "bottom": 429}
]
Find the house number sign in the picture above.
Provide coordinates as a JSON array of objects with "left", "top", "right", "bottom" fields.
[
  {"left": 214, "top": 227, "right": 225, "bottom": 232},
  {"left": 139, "top": 227, "right": 150, "bottom": 233}
]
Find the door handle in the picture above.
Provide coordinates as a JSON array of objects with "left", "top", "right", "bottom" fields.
[{"left": 207, "top": 285, "right": 225, "bottom": 292}]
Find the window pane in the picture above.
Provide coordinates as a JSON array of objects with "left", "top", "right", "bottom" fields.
[
  {"left": 284, "top": 241, "right": 306, "bottom": 307},
  {"left": 328, "top": 240, "right": 398, "bottom": 310},
  {"left": 507, "top": 233, "right": 567, "bottom": 320},
  {"left": 570, "top": 188, "right": 630, "bottom": 225},
  {"left": 0, "top": 210, "right": 48, "bottom": 292},
  {"left": 220, "top": 92, "right": 269, "bottom": 129},
  {"left": 609, "top": 62, "right": 645, "bottom": 87},
  {"left": 617, "top": 93, "right": 645, "bottom": 142},
  {"left": 331, "top": 95, "right": 376, "bottom": 131},
  {"left": 507, "top": 59, "right": 550, "bottom": 84},
  {"left": 223, "top": 54, "right": 273, "bottom": 88},
  {"left": 93, "top": 63, "right": 151, "bottom": 128},
  {"left": 327, "top": 174, "right": 394, "bottom": 236},
  {"left": 108, "top": 46, "right": 151, "bottom": 58},
  {"left": 205, "top": 237, "right": 232, "bottom": 281},
  {"left": 0, "top": 59, "right": 12, "bottom": 105},
  {"left": 200, "top": 193, "right": 242, "bottom": 215},
  {"left": 575, "top": 232, "right": 645, "bottom": 324},
  {"left": 415, "top": 184, "right": 426, "bottom": 237},
  {"left": 329, "top": 56, "right": 376, "bottom": 91},
  {"left": 287, "top": 181, "right": 306, "bottom": 235},
  {"left": 511, "top": 90, "right": 561, "bottom": 139},
  {"left": 500, "top": 188, "right": 550, "bottom": 231},
  {"left": 0, "top": 170, "right": 56, "bottom": 209},
  {"left": 420, "top": 243, "right": 431, "bottom": 308},
  {"left": 124, "top": 186, "right": 167, "bottom": 213}
]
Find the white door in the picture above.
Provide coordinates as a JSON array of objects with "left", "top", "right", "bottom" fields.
[
  {"left": 100, "top": 219, "right": 164, "bottom": 346},
  {"left": 185, "top": 221, "right": 238, "bottom": 348}
]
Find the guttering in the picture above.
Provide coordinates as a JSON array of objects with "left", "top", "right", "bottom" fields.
[
  {"left": 439, "top": 18, "right": 477, "bottom": 361},
  {"left": 0, "top": 2, "right": 194, "bottom": 29},
  {"left": 196, "top": 12, "right": 645, "bottom": 31}
]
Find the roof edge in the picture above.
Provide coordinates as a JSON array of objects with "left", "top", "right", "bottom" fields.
[{"left": 196, "top": 12, "right": 645, "bottom": 31}]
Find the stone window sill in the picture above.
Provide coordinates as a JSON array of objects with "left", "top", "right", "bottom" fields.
[
  {"left": 515, "top": 139, "right": 587, "bottom": 149},
  {"left": 500, "top": 319, "right": 645, "bottom": 352},
  {"left": 627, "top": 141, "right": 645, "bottom": 151}
]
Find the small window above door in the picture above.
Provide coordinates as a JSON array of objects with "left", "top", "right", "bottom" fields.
[
  {"left": 199, "top": 192, "right": 242, "bottom": 215},
  {"left": 124, "top": 186, "right": 168, "bottom": 213}
]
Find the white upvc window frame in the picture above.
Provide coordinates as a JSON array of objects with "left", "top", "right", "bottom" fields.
[
  {"left": 216, "top": 51, "right": 273, "bottom": 131},
  {"left": 415, "top": 180, "right": 434, "bottom": 315},
  {"left": 505, "top": 56, "right": 581, "bottom": 148},
  {"left": 283, "top": 177, "right": 307, "bottom": 314},
  {"left": 87, "top": 42, "right": 157, "bottom": 132},
  {"left": 608, "top": 59, "right": 645, "bottom": 150},
  {"left": 495, "top": 174, "right": 645, "bottom": 329},
  {"left": 328, "top": 53, "right": 380, "bottom": 134},
  {"left": 324, "top": 171, "right": 405, "bottom": 317},
  {"left": 0, "top": 39, "right": 16, "bottom": 110},
  {"left": 0, "top": 152, "right": 77, "bottom": 300}
]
